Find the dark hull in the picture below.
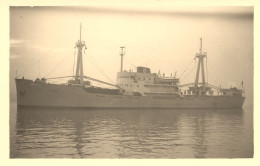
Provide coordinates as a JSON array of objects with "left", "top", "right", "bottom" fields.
[{"left": 15, "top": 79, "right": 245, "bottom": 109}]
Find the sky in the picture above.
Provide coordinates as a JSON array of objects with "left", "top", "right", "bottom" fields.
[{"left": 9, "top": 6, "right": 253, "bottom": 102}]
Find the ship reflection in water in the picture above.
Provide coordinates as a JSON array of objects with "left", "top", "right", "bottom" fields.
[{"left": 10, "top": 105, "right": 253, "bottom": 158}]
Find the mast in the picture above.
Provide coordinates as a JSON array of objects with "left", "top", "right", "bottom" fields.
[
  {"left": 120, "top": 47, "right": 125, "bottom": 72},
  {"left": 194, "top": 38, "right": 207, "bottom": 88},
  {"left": 80, "top": 23, "right": 81, "bottom": 41},
  {"left": 75, "top": 23, "right": 86, "bottom": 85}
]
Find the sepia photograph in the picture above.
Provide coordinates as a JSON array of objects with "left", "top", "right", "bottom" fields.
[{"left": 7, "top": 4, "right": 254, "bottom": 160}]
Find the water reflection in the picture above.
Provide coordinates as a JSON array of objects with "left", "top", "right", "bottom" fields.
[{"left": 12, "top": 106, "right": 248, "bottom": 158}]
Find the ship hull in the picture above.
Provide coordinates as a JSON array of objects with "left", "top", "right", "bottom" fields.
[{"left": 15, "top": 79, "right": 245, "bottom": 109}]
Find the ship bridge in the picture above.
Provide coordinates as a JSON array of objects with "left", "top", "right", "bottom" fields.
[{"left": 137, "top": 66, "right": 151, "bottom": 73}]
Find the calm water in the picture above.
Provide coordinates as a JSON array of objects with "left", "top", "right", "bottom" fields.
[{"left": 10, "top": 102, "right": 253, "bottom": 158}]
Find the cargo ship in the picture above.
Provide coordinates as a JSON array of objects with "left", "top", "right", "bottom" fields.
[{"left": 15, "top": 24, "right": 245, "bottom": 109}]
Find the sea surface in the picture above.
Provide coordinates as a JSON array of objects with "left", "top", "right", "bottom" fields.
[{"left": 10, "top": 101, "right": 253, "bottom": 158}]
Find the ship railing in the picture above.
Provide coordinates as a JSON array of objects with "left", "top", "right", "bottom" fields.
[{"left": 179, "top": 82, "right": 221, "bottom": 90}]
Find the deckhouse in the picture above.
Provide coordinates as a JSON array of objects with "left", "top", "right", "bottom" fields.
[{"left": 115, "top": 47, "right": 180, "bottom": 96}]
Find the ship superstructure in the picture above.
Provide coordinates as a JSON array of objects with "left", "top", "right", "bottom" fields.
[
  {"left": 116, "top": 66, "right": 180, "bottom": 96},
  {"left": 15, "top": 25, "right": 245, "bottom": 109}
]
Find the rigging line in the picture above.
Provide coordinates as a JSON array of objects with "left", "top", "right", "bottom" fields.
[
  {"left": 99, "top": 45, "right": 136, "bottom": 71},
  {"left": 38, "top": 60, "right": 41, "bottom": 78},
  {"left": 73, "top": 47, "right": 76, "bottom": 75},
  {"left": 179, "top": 58, "right": 195, "bottom": 78},
  {"left": 88, "top": 58, "right": 115, "bottom": 85},
  {"left": 17, "top": 45, "right": 62, "bottom": 78},
  {"left": 206, "top": 58, "right": 222, "bottom": 82},
  {"left": 181, "top": 60, "right": 197, "bottom": 82},
  {"left": 17, "top": 25, "right": 79, "bottom": 78},
  {"left": 81, "top": 25, "right": 89, "bottom": 41},
  {"left": 17, "top": 43, "right": 63, "bottom": 78},
  {"left": 79, "top": 27, "right": 123, "bottom": 84},
  {"left": 81, "top": 24, "right": 87, "bottom": 32},
  {"left": 206, "top": 62, "right": 219, "bottom": 83},
  {"left": 85, "top": 51, "right": 103, "bottom": 73},
  {"left": 125, "top": 60, "right": 137, "bottom": 68},
  {"left": 206, "top": 69, "right": 218, "bottom": 86},
  {"left": 103, "top": 46, "right": 137, "bottom": 72},
  {"left": 206, "top": 57, "right": 208, "bottom": 84},
  {"left": 182, "top": 65, "right": 196, "bottom": 83},
  {"left": 181, "top": 68, "right": 195, "bottom": 83},
  {"left": 105, "top": 45, "right": 117, "bottom": 55},
  {"left": 180, "top": 59, "right": 196, "bottom": 81},
  {"left": 88, "top": 55, "right": 116, "bottom": 84},
  {"left": 45, "top": 55, "right": 70, "bottom": 78},
  {"left": 85, "top": 52, "right": 109, "bottom": 81},
  {"left": 105, "top": 45, "right": 130, "bottom": 66},
  {"left": 104, "top": 46, "right": 136, "bottom": 70},
  {"left": 87, "top": 50, "right": 116, "bottom": 84}
]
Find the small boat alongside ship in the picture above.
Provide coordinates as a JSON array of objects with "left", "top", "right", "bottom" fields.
[{"left": 15, "top": 24, "right": 245, "bottom": 109}]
